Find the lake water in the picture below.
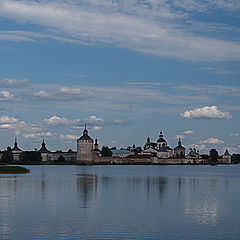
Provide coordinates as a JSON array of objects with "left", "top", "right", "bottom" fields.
[{"left": 0, "top": 165, "right": 239, "bottom": 240}]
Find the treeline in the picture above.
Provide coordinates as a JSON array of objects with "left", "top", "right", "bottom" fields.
[
  {"left": 0, "top": 147, "right": 42, "bottom": 164},
  {"left": 0, "top": 147, "right": 68, "bottom": 164},
  {"left": 232, "top": 154, "right": 240, "bottom": 164}
]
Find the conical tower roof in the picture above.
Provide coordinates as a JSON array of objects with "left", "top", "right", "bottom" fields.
[
  {"left": 38, "top": 138, "right": 51, "bottom": 153},
  {"left": 224, "top": 149, "right": 230, "bottom": 156},
  {"left": 12, "top": 137, "right": 22, "bottom": 152},
  {"left": 78, "top": 125, "right": 93, "bottom": 141}
]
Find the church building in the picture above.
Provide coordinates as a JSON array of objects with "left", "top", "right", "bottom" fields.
[
  {"left": 143, "top": 131, "right": 173, "bottom": 158},
  {"left": 174, "top": 138, "right": 185, "bottom": 158},
  {"left": 12, "top": 138, "right": 22, "bottom": 161}
]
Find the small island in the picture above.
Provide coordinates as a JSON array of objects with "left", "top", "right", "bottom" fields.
[{"left": 0, "top": 166, "right": 30, "bottom": 174}]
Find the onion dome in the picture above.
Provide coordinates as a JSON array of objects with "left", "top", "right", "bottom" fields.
[
  {"left": 157, "top": 131, "right": 167, "bottom": 143},
  {"left": 145, "top": 136, "right": 151, "bottom": 146}
]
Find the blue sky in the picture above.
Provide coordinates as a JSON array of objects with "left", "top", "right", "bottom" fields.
[{"left": 0, "top": 0, "right": 240, "bottom": 154}]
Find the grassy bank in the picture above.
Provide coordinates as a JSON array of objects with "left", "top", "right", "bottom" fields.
[{"left": 0, "top": 166, "right": 30, "bottom": 174}]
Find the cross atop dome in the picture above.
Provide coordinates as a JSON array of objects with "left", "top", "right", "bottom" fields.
[{"left": 83, "top": 124, "right": 88, "bottom": 136}]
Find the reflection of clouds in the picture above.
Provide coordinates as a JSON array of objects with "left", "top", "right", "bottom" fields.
[
  {"left": 0, "top": 176, "right": 16, "bottom": 238},
  {"left": 185, "top": 200, "right": 218, "bottom": 226},
  {"left": 184, "top": 179, "right": 219, "bottom": 226},
  {"left": 0, "top": 223, "right": 10, "bottom": 236}
]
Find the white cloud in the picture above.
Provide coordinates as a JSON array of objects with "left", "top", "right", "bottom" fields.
[
  {"left": 184, "top": 130, "right": 194, "bottom": 134},
  {"left": 181, "top": 106, "right": 232, "bottom": 119},
  {"left": 59, "top": 134, "right": 78, "bottom": 140},
  {"left": 230, "top": 133, "right": 239, "bottom": 137},
  {"left": 174, "top": 135, "right": 186, "bottom": 140},
  {"left": 0, "top": 78, "right": 29, "bottom": 88},
  {"left": 177, "top": 84, "right": 240, "bottom": 98},
  {"left": 86, "top": 115, "right": 104, "bottom": 124},
  {"left": 0, "top": 0, "right": 240, "bottom": 61},
  {"left": 43, "top": 115, "right": 69, "bottom": 126},
  {"left": 203, "top": 138, "right": 224, "bottom": 144},
  {"left": 0, "top": 90, "right": 20, "bottom": 102},
  {"left": 187, "top": 143, "right": 206, "bottom": 150},
  {"left": 92, "top": 126, "right": 102, "bottom": 131},
  {"left": 0, "top": 116, "right": 41, "bottom": 135},
  {"left": 32, "top": 87, "right": 95, "bottom": 102},
  {"left": 0, "top": 116, "right": 18, "bottom": 124},
  {"left": 33, "top": 90, "right": 50, "bottom": 98},
  {"left": 23, "top": 132, "right": 53, "bottom": 139}
]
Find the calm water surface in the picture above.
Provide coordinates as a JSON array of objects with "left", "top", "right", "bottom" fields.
[{"left": 0, "top": 165, "right": 239, "bottom": 240}]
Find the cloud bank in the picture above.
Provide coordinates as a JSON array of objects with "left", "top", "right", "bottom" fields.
[
  {"left": 0, "top": 0, "right": 240, "bottom": 61},
  {"left": 181, "top": 106, "right": 232, "bottom": 119},
  {"left": 0, "top": 78, "right": 29, "bottom": 88},
  {"left": 203, "top": 138, "right": 224, "bottom": 144}
]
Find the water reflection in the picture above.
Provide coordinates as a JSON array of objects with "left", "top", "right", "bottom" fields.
[
  {"left": 76, "top": 174, "right": 98, "bottom": 208},
  {"left": 177, "top": 178, "right": 185, "bottom": 195},
  {"left": 146, "top": 177, "right": 167, "bottom": 202},
  {"left": 184, "top": 178, "right": 221, "bottom": 226},
  {"left": 0, "top": 166, "right": 239, "bottom": 240},
  {"left": 40, "top": 170, "right": 46, "bottom": 200}
]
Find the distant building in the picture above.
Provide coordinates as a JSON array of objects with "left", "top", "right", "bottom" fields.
[
  {"left": 112, "top": 149, "right": 132, "bottom": 158},
  {"left": 186, "top": 148, "right": 200, "bottom": 159},
  {"left": 174, "top": 138, "right": 185, "bottom": 158},
  {"left": 77, "top": 126, "right": 94, "bottom": 163},
  {"left": 49, "top": 151, "right": 77, "bottom": 162},
  {"left": 12, "top": 138, "right": 22, "bottom": 161},
  {"left": 143, "top": 131, "right": 173, "bottom": 158},
  {"left": 94, "top": 138, "right": 101, "bottom": 155},
  {"left": 221, "top": 149, "right": 231, "bottom": 164},
  {"left": 38, "top": 138, "right": 51, "bottom": 161}
]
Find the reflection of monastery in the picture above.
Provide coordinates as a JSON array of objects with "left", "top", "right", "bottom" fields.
[{"left": 0, "top": 127, "right": 232, "bottom": 164}]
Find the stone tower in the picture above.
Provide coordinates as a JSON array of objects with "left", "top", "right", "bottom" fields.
[{"left": 77, "top": 126, "right": 94, "bottom": 163}]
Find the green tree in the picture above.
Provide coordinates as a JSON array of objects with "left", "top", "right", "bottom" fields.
[
  {"left": 1, "top": 147, "right": 13, "bottom": 163},
  {"left": 19, "top": 151, "right": 42, "bottom": 162},
  {"left": 101, "top": 146, "right": 112, "bottom": 157},
  {"left": 133, "top": 146, "right": 142, "bottom": 154},
  {"left": 231, "top": 154, "right": 240, "bottom": 164},
  {"left": 209, "top": 149, "right": 219, "bottom": 163},
  {"left": 56, "top": 155, "right": 66, "bottom": 162}
]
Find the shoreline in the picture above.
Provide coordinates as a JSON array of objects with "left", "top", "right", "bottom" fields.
[{"left": 3, "top": 162, "right": 235, "bottom": 166}]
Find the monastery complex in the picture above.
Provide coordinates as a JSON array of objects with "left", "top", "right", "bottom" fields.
[{"left": 0, "top": 127, "right": 232, "bottom": 164}]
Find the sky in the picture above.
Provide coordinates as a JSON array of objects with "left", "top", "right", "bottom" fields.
[{"left": 0, "top": 0, "right": 240, "bottom": 154}]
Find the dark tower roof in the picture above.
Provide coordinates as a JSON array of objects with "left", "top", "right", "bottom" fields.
[
  {"left": 145, "top": 136, "right": 151, "bottom": 146},
  {"left": 174, "top": 138, "right": 185, "bottom": 150},
  {"left": 38, "top": 138, "right": 51, "bottom": 153},
  {"left": 78, "top": 125, "right": 93, "bottom": 141},
  {"left": 12, "top": 137, "right": 22, "bottom": 152},
  {"left": 157, "top": 131, "right": 167, "bottom": 143},
  {"left": 224, "top": 149, "right": 230, "bottom": 156},
  {"left": 94, "top": 138, "right": 99, "bottom": 151}
]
